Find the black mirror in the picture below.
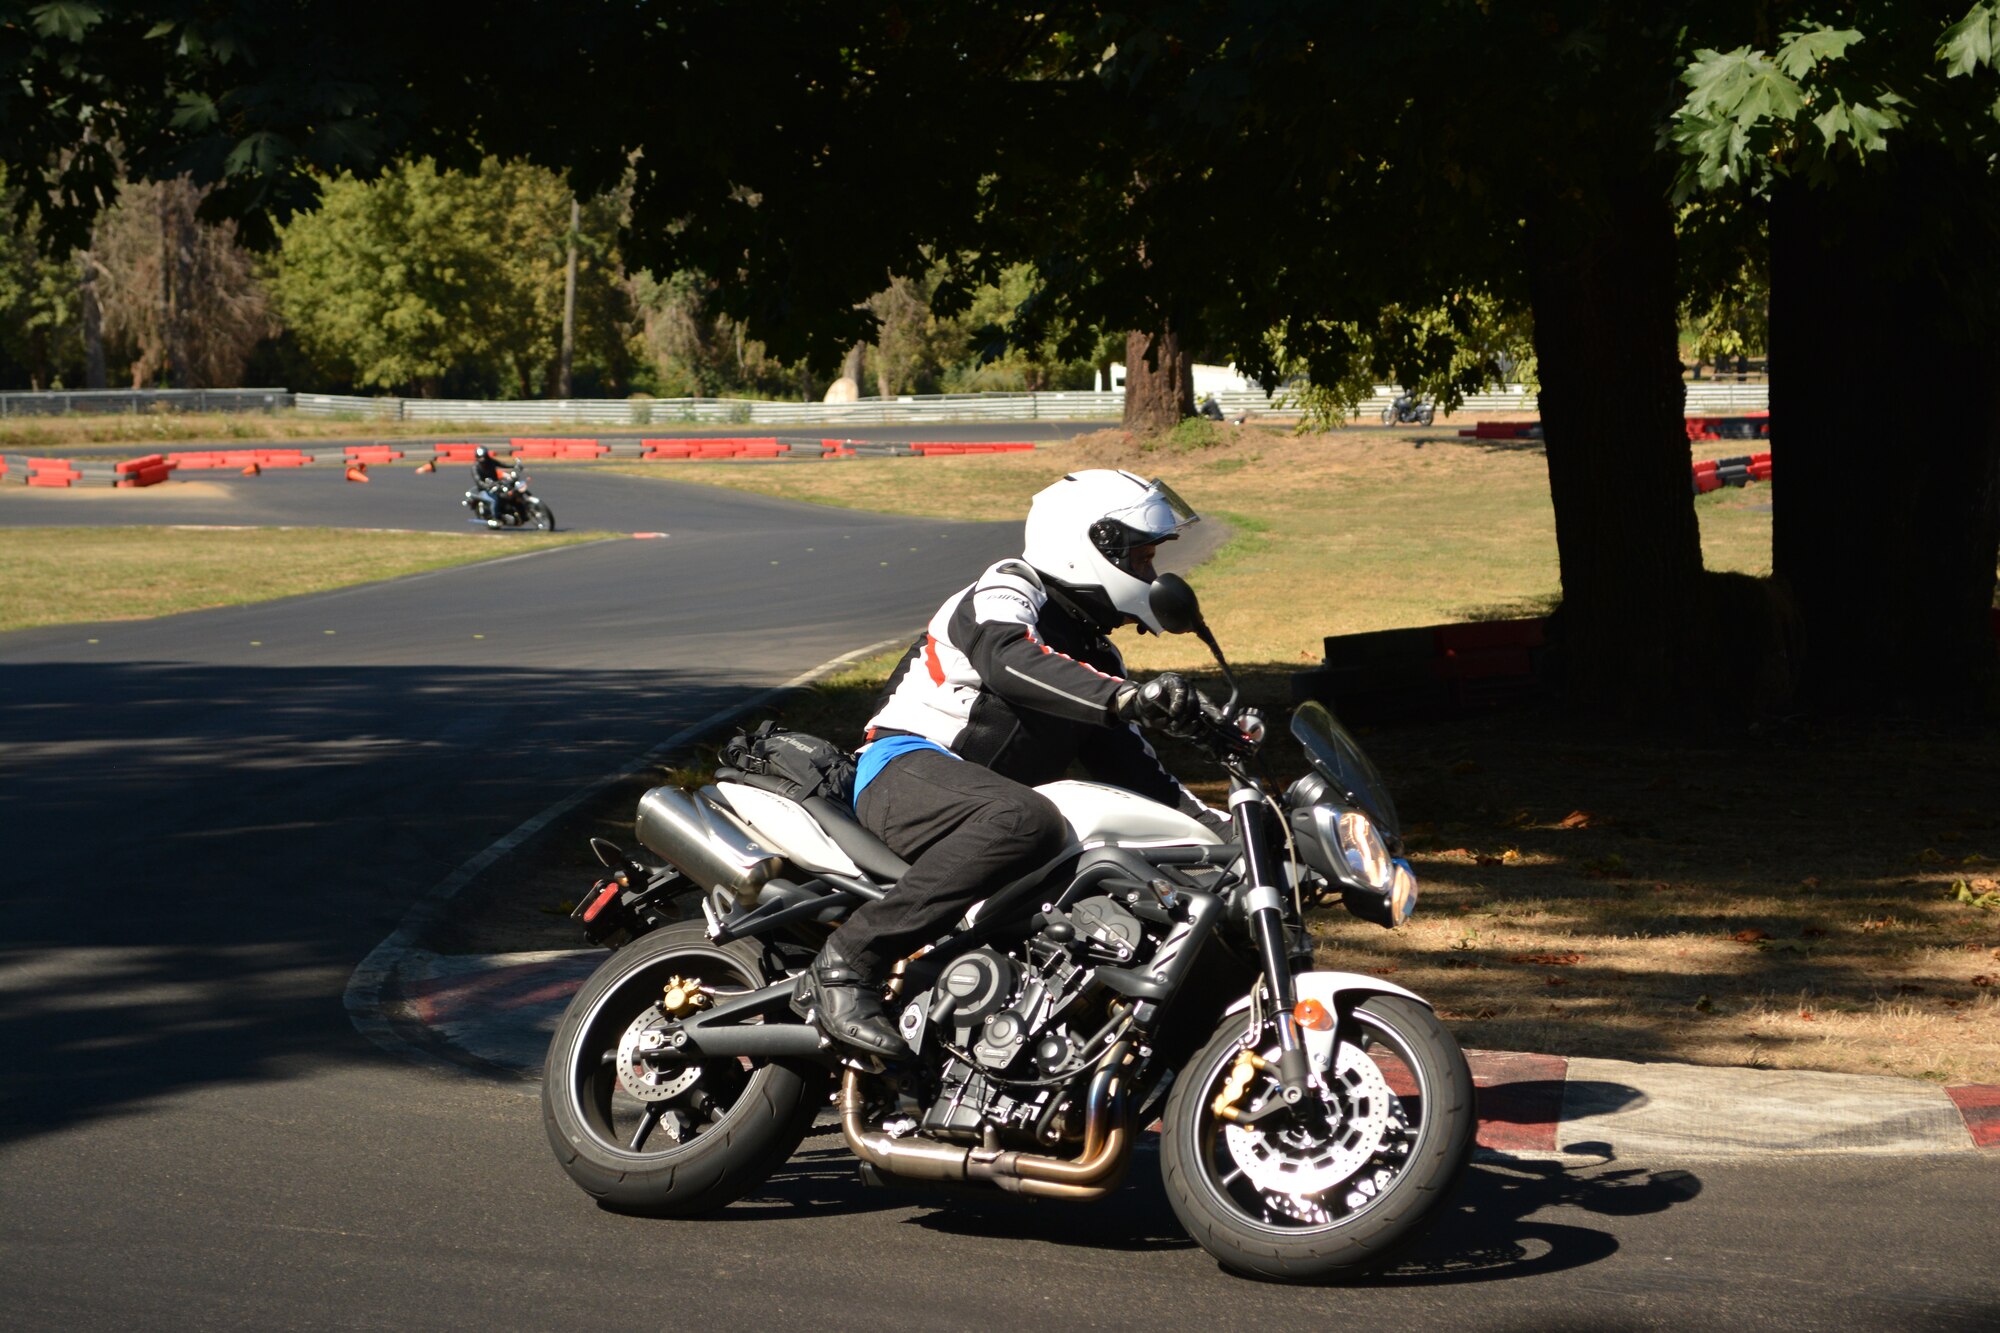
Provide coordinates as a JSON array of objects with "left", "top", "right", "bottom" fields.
[{"left": 1149, "top": 573, "right": 1204, "bottom": 635}]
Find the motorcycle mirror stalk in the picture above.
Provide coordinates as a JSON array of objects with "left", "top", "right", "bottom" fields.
[{"left": 1149, "top": 573, "right": 1242, "bottom": 718}]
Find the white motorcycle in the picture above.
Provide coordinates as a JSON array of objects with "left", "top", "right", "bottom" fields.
[{"left": 543, "top": 574, "right": 1472, "bottom": 1281}]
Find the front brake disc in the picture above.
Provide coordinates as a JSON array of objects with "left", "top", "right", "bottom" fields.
[{"left": 1222, "top": 1041, "right": 1395, "bottom": 1197}]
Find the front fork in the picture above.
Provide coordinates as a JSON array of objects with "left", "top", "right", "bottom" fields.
[{"left": 1230, "top": 777, "right": 1313, "bottom": 1104}]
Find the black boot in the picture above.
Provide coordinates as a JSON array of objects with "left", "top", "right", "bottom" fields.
[{"left": 791, "top": 941, "right": 905, "bottom": 1059}]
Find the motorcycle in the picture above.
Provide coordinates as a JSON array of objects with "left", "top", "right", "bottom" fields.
[
  {"left": 542, "top": 574, "right": 1473, "bottom": 1281},
  {"left": 1380, "top": 394, "right": 1436, "bottom": 427},
  {"left": 464, "top": 464, "right": 556, "bottom": 531}
]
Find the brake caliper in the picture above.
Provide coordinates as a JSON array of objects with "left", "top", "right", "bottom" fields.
[{"left": 660, "top": 975, "right": 712, "bottom": 1019}]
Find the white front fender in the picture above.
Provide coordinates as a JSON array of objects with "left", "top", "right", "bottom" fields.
[{"left": 1223, "top": 971, "right": 1434, "bottom": 1073}]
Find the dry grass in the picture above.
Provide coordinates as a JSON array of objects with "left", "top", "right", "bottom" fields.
[
  {"left": 0, "top": 525, "right": 593, "bottom": 631},
  {"left": 607, "top": 421, "right": 1775, "bottom": 673}
]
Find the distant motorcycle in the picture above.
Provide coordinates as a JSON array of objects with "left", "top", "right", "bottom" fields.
[
  {"left": 465, "top": 464, "right": 556, "bottom": 531},
  {"left": 1380, "top": 395, "right": 1435, "bottom": 427}
]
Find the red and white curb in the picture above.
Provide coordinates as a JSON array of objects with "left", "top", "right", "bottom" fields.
[{"left": 389, "top": 948, "right": 2000, "bottom": 1160}]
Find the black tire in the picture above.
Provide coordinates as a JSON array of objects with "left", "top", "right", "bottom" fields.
[
  {"left": 532, "top": 503, "right": 555, "bottom": 532},
  {"left": 1380, "top": 406, "right": 1396, "bottom": 424},
  {"left": 1161, "top": 994, "right": 1474, "bottom": 1281},
  {"left": 1418, "top": 405, "right": 1435, "bottom": 426},
  {"left": 541, "top": 922, "right": 828, "bottom": 1216}
]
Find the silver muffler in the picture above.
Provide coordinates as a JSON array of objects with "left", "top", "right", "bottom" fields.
[{"left": 635, "top": 785, "right": 783, "bottom": 900}]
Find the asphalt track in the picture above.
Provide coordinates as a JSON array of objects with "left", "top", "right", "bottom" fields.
[{"left": 2, "top": 460, "right": 1996, "bottom": 1330}]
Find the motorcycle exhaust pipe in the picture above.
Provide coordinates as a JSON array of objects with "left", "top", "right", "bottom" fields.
[
  {"left": 635, "top": 785, "right": 783, "bottom": 902},
  {"left": 840, "top": 1041, "right": 1133, "bottom": 1201}
]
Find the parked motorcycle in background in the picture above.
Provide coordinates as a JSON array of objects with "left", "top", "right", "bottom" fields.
[
  {"left": 464, "top": 464, "right": 556, "bottom": 531},
  {"left": 542, "top": 574, "right": 1473, "bottom": 1282},
  {"left": 1381, "top": 394, "right": 1436, "bottom": 427}
]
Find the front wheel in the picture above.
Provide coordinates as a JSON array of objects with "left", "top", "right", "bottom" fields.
[
  {"left": 541, "top": 922, "right": 828, "bottom": 1215},
  {"left": 531, "top": 502, "right": 555, "bottom": 532},
  {"left": 1380, "top": 406, "right": 1396, "bottom": 425},
  {"left": 1417, "top": 405, "right": 1435, "bottom": 426},
  {"left": 1161, "top": 995, "right": 1474, "bottom": 1281}
]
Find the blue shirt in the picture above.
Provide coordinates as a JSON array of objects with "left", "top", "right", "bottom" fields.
[{"left": 854, "top": 734, "right": 956, "bottom": 798}]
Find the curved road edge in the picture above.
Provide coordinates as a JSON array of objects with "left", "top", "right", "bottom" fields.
[{"left": 341, "top": 633, "right": 912, "bottom": 1083}]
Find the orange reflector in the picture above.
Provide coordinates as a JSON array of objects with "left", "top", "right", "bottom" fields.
[{"left": 1293, "top": 999, "right": 1333, "bottom": 1031}]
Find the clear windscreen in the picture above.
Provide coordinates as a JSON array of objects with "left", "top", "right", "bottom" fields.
[{"left": 1290, "top": 700, "right": 1400, "bottom": 840}]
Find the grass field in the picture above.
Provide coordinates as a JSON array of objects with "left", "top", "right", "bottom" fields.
[{"left": 0, "top": 526, "right": 594, "bottom": 631}]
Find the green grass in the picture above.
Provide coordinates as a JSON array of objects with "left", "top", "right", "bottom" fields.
[{"left": 0, "top": 526, "right": 598, "bottom": 631}]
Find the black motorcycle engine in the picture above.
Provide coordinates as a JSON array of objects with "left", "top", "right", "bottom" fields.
[{"left": 900, "top": 895, "right": 1147, "bottom": 1143}]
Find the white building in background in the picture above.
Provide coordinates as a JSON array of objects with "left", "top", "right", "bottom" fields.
[{"left": 1099, "top": 363, "right": 1265, "bottom": 395}]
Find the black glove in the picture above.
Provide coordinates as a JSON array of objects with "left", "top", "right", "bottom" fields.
[{"left": 1113, "top": 672, "right": 1202, "bottom": 732}]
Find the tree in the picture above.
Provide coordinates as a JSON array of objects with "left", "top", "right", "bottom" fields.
[
  {"left": 0, "top": 164, "right": 81, "bottom": 389},
  {"left": 90, "top": 176, "right": 271, "bottom": 388},
  {"left": 1673, "top": 7, "right": 2000, "bottom": 710},
  {"left": 269, "top": 159, "right": 629, "bottom": 397}
]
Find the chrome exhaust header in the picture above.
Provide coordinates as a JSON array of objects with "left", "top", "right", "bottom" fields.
[{"left": 841, "top": 1041, "right": 1134, "bottom": 1201}]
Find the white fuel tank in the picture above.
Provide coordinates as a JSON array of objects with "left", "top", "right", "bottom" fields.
[{"left": 1036, "top": 779, "right": 1223, "bottom": 847}]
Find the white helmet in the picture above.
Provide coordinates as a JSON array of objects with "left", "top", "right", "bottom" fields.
[{"left": 1022, "top": 469, "right": 1199, "bottom": 632}]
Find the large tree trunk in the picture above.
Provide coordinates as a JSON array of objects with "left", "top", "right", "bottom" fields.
[
  {"left": 1527, "top": 175, "right": 1706, "bottom": 718},
  {"left": 1122, "top": 327, "right": 1193, "bottom": 432},
  {"left": 1772, "top": 164, "right": 2000, "bottom": 713}
]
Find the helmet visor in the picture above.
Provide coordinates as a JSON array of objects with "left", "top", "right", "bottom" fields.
[{"left": 1099, "top": 478, "right": 1199, "bottom": 548}]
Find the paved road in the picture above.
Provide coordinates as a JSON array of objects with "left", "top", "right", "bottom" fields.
[{"left": 2, "top": 463, "right": 1995, "bottom": 1330}]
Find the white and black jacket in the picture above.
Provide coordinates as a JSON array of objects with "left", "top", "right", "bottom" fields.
[{"left": 866, "top": 559, "right": 1213, "bottom": 820}]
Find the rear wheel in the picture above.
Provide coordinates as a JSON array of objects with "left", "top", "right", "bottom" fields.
[
  {"left": 542, "top": 922, "right": 827, "bottom": 1215},
  {"left": 1161, "top": 995, "right": 1473, "bottom": 1281}
]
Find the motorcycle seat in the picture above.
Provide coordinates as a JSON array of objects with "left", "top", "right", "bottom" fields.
[{"left": 801, "top": 795, "right": 911, "bottom": 883}]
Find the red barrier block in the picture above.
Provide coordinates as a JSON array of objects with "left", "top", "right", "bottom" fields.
[
  {"left": 1694, "top": 471, "right": 1724, "bottom": 494},
  {"left": 28, "top": 475, "right": 75, "bottom": 488},
  {"left": 116, "top": 453, "right": 166, "bottom": 474}
]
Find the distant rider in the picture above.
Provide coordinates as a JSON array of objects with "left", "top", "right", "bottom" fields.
[
  {"left": 793, "top": 469, "right": 1225, "bottom": 1058},
  {"left": 472, "top": 446, "right": 509, "bottom": 527}
]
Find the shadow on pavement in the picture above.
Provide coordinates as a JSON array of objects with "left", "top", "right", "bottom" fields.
[{"left": 0, "top": 658, "right": 752, "bottom": 1148}]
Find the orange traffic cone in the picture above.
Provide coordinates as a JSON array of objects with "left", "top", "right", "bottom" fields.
[
  {"left": 345, "top": 463, "right": 370, "bottom": 483},
  {"left": 241, "top": 462, "right": 261, "bottom": 476},
  {"left": 414, "top": 459, "right": 436, "bottom": 474}
]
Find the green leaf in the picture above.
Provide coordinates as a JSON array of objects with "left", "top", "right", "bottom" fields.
[
  {"left": 1775, "top": 27, "right": 1863, "bottom": 80},
  {"left": 29, "top": 2, "right": 103, "bottom": 42},
  {"left": 224, "top": 131, "right": 295, "bottom": 178},
  {"left": 1813, "top": 102, "right": 1851, "bottom": 145},
  {"left": 170, "top": 93, "right": 219, "bottom": 132},
  {"left": 1940, "top": 2, "right": 2000, "bottom": 78},
  {"left": 144, "top": 20, "right": 176, "bottom": 39}
]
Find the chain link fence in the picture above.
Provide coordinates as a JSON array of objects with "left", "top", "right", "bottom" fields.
[{"left": 0, "top": 388, "right": 291, "bottom": 418}]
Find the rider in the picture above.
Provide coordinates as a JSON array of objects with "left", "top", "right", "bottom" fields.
[
  {"left": 471, "top": 446, "right": 509, "bottom": 527},
  {"left": 794, "top": 469, "right": 1220, "bottom": 1058}
]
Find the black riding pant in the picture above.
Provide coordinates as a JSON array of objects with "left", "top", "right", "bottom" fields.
[{"left": 827, "top": 749, "right": 1069, "bottom": 975}]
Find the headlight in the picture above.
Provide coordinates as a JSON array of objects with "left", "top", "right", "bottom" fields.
[{"left": 1336, "top": 811, "right": 1394, "bottom": 892}]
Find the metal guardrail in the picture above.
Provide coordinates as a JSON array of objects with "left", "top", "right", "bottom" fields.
[
  {"left": 2, "top": 382, "right": 1767, "bottom": 426},
  {"left": 0, "top": 388, "right": 292, "bottom": 418}
]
